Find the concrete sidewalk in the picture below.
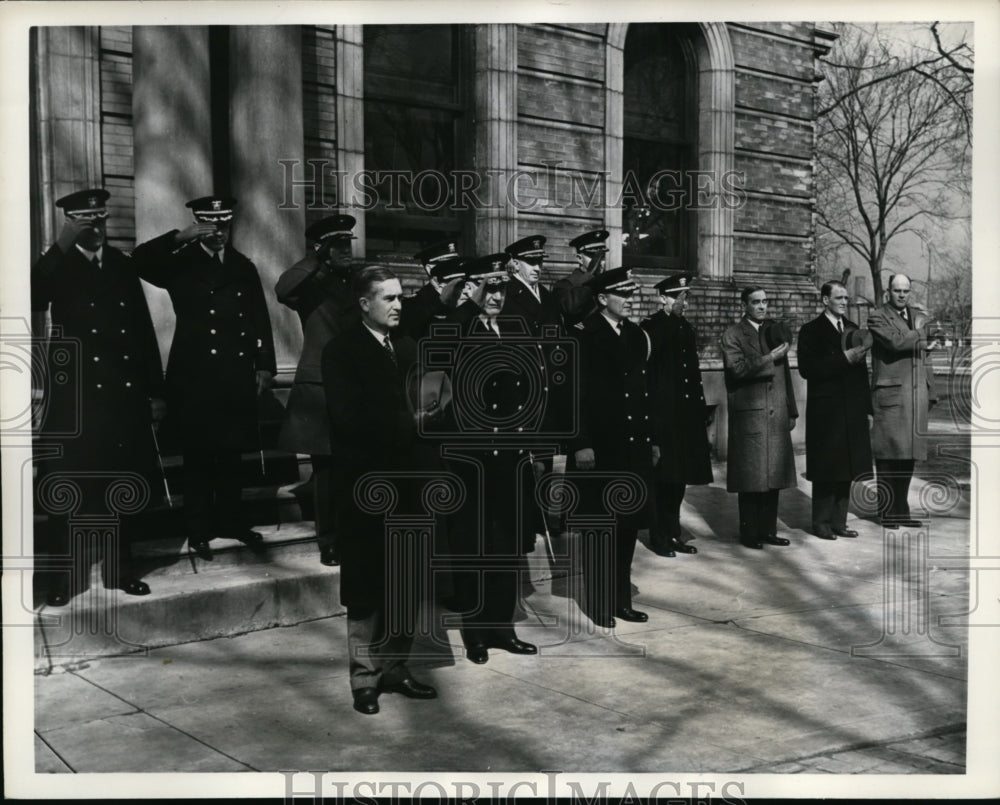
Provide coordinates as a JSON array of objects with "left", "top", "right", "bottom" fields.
[{"left": 32, "top": 460, "right": 970, "bottom": 776}]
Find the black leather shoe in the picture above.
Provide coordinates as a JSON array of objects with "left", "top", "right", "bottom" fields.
[
  {"left": 881, "top": 521, "right": 901, "bottom": 530},
  {"left": 189, "top": 539, "right": 214, "bottom": 561},
  {"left": 832, "top": 528, "right": 859, "bottom": 538},
  {"left": 105, "top": 577, "right": 151, "bottom": 596},
  {"left": 899, "top": 519, "right": 923, "bottom": 528},
  {"left": 488, "top": 637, "right": 538, "bottom": 655},
  {"left": 651, "top": 543, "right": 677, "bottom": 557},
  {"left": 761, "top": 534, "right": 791, "bottom": 546},
  {"left": 381, "top": 676, "right": 437, "bottom": 699},
  {"left": 45, "top": 584, "right": 70, "bottom": 608},
  {"left": 671, "top": 539, "right": 698, "bottom": 554},
  {"left": 466, "top": 644, "right": 489, "bottom": 664},
  {"left": 615, "top": 607, "right": 649, "bottom": 623},
  {"left": 320, "top": 546, "right": 339, "bottom": 566},
  {"left": 231, "top": 530, "right": 266, "bottom": 553},
  {"left": 352, "top": 687, "right": 380, "bottom": 714},
  {"left": 591, "top": 615, "right": 616, "bottom": 628},
  {"left": 740, "top": 537, "right": 764, "bottom": 549},
  {"left": 812, "top": 528, "right": 837, "bottom": 540}
]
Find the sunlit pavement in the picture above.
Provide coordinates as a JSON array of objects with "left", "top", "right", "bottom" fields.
[{"left": 32, "top": 455, "right": 971, "bottom": 776}]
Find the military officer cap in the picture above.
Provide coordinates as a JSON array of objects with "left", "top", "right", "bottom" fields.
[
  {"left": 568, "top": 229, "right": 609, "bottom": 254},
  {"left": 414, "top": 239, "right": 461, "bottom": 267},
  {"left": 505, "top": 234, "right": 548, "bottom": 261},
  {"left": 306, "top": 214, "right": 357, "bottom": 242},
  {"left": 587, "top": 266, "right": 639, "bottom": 296},
  {"left": 429, "top": 256, "right": 469, "bottom": 284},
  {"left": 186, "top": 196, "right": 237, "bottom": 222},
  {"left": 654, "top": 272, "right": 694, "bottom": 297},
  {"left": 840, "top": 327, "right": 873, "bottom": 351},
  {"left": 55, "top": 188, "right": 110, "bottom": 220},
  {"left": 465, "top": 253, "right": 510, "bottom": 289},
  {"left": 762, "top": 319, "right": 794, "bottom": 350}
]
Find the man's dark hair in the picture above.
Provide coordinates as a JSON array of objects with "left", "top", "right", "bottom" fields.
[
  {"left": 353, "top": 265, "right": 398, "bottom": 301},
  {"left": 740, "top": 285, "right": 765, "bottom": 305},
  {"left": 820, "top": 280, "right": 847, "bottom": 299}
]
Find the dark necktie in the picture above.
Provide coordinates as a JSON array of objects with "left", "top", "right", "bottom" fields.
[
  {"left": 382, "top": 336, "right": 397, "bottom": 366},
  {"left": 616, "top": 321, "right": 623, "bottom": 336},
  {"left": 837, "top": 319, "right": 844, "bottom": 334}
]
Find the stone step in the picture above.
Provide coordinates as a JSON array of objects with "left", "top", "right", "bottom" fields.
[
  {"left": 33, "top": 532, "right": 566, "bottom": 671},
  {"left": 34, "top": 547, "right": 343, "bottom": 671}
]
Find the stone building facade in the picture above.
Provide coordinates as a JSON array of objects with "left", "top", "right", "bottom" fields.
[{"left": 29, "top": 22, "right": 836, "bottom": 456}]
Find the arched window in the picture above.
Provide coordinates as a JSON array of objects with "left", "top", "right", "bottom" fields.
[
  {"left": 363, "top": 25, "right": 471, "bottom": 259},
  {"left": 621, "top": 24, "right": 698, "bottom": 271}
]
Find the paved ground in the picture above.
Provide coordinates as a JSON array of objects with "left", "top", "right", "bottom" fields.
[{"left": 24, "top": 453, "right": 979, "bottom": 798}]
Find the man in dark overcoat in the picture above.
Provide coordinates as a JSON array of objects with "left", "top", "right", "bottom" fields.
[
  {"left": 570, "top": 267, "right": 657, "bottom": 628},
  {"left": 132, "top": 196, "right": 276, "bottom": 560},
  {"left": 867, "top": 273, "right": 938, "bottom": 528},
  {"left": 797, "top": 280, "right": 873, "bottom": 540},
  {"left": 642, "top": 273, "right": 713, "bottom": 556},
  {"left": 720, "top": 286, "right": 798, "bottom": 549},
  {"left": 275, "top": 214, "right": 357, "bottom": 566},
  {"left": 434, "top": 254, "right": 540, "bottom": 665},
  {"left": 32, "top": 188, "right": 165, "bottom": 605},
  {"left": 322, "top": 266, "right": 438, "bottom": 715},
  {"left": 551, "top": 229, "right": 608, "bottom": 327}
]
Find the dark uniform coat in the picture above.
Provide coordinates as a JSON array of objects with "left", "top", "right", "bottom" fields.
[
  {"left": 435, "top": 312, "right": 537, "bottom": 605},
  {"left": 401, "top": 282, "right": 450, "bottom": 342},
  {"left": 31, "top": 243, "right": 163, "bottom": 485},
  {"left": 274, "top": 254, "right": 357, "bottom": 455},
  {"left": 642, "top": 310, "right": 713, "bottom": 485},
  {"left": 721, "top": 317, "right": 798, "bottom": 493},
  {"left": 570, "top": 311, "right": 655, "bottom": 528},
  {"left": 797, "top": 314, "right": 873, "bottom": 483},
  {"left": 867, "top": 304, "right": 933, "bottom": 461},
  {"left": 551, "top": 268, "right": 597, "bottom": 328},
  {"left": 132, "top": 232, "right": 276, "bottom": 451},
  {"left": 322, "top": 320, "right": 419, "bottom": 609}
]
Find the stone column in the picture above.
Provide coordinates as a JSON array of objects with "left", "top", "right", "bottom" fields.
[
  {"left": 697, "top": 23, "right": 735, "bottom": 281},
  {"left": 228, "top": 26, "right": 306, "bottom": 373},
  {"left": 132, "top": 26, "right": 214, "bottom": 362},
  {"left": 336, "top": 26, "right": 364, "bottom": 257},
  {"left": 31, "top": 27, "right": 102, "bottom": 256},
  {"left": 473, "top": 24, "right": 518, "bottom": 254}
]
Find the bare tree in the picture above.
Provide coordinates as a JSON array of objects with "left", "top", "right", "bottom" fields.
[{"left": 814, "top": 23, "right": 972, "bottom": 301}]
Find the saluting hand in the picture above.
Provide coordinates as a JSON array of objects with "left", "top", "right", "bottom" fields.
[
  {"left": 174, "top": 223, "right": 219, "bottom": 244},
  {"left": 574, "top": 447, "right": 595, "bottom": 471},
  {"left": 439, "top": 275, "right": 466, "bottom": 308},
  {"left": 55, "top": 218, "right": 89, "bottom": 254}
]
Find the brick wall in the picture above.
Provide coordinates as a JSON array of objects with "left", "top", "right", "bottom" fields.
[
  {"left": 302, "top": 25, "right": 338, "bottom": 224},
  {"left": 99, "top": 26, "right": 135, "bottom": 250}
]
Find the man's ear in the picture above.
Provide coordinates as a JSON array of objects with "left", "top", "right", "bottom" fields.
[
  {"left": 597, "top": 292, "right": 608, "bottom": 308},
  {"left": 358, "top": 296, "right": 371, "bottom": 314}
]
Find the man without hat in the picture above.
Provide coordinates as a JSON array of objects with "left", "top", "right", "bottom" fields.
[
  {"left": 551, "top": 229, "right": 609, "bottom": 327},
  {"left": 641, "top": 273, "right": 713, "bottom": 556},
  {"left": 570, "top": 267, "right": 657, "bottom": 627},
  {"left": 867, "top": 274, "right": 938, "bottom": 529},
  {"left": 720, "top": 287, "right": 799, "bottom": 549},
  {"left": 32, "top": 188, "right": 165, "bottom": 605},
  {"left": 797, "top": 280, "right": 873, "bottom": 540},
  {"left": 322, "top": 266, "right": 440, "bottom": 714},
  {"left": 275, "top": 214, "right": 358, "bottom": 566},
  {"left": 132, "top": 196, "right": 276, "bottom": 560}
]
